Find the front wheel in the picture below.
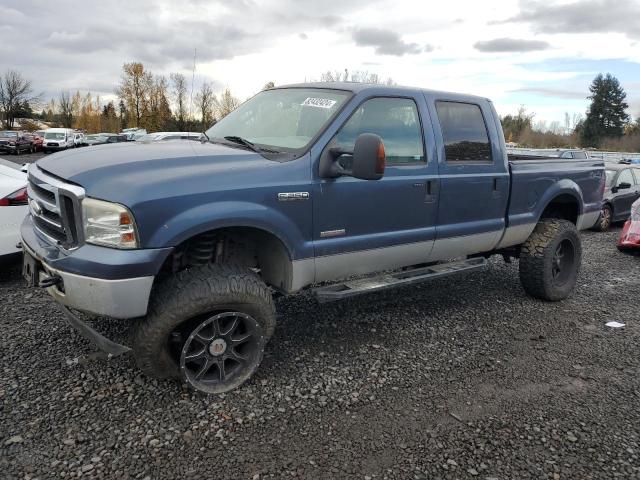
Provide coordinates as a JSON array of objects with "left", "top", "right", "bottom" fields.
[
  {"left": 130, "top": 263, "right": 276, "bottom": 394},
  {"left": 519, "top": 219, "right": 582, "bottom": 301}
]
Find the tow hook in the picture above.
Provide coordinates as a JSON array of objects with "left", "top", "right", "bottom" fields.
[{"left": 39, "top": 274, "right": 62, "bottom": 289}]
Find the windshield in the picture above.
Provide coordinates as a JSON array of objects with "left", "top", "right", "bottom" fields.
[
  {"left": 45, "top": 132, "right": 66, "bottom": 139},
  {"left": 205, "top": 88, "right": 351, "bottom": 153},
  {"left": 605, "top": 169, "right": 616, "bottom": 187},
  {"left": 1, "top": 131, "right": 17, "bottom": 137}
]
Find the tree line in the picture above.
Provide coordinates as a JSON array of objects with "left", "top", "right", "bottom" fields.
[
  {"left": 501, "top": 73, "right": 639, "bottom": 151},
  {"left": 0, "top": 65, "right": 638, "bottom": 151}
]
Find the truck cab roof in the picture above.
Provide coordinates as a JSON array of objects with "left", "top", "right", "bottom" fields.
[{"left": 276, "top": 82, "right": 491, "bottom": 104}]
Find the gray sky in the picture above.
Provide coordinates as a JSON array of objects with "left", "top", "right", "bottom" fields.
[{"left": 2, "top": 0, "right": 639, "bottom": 124}]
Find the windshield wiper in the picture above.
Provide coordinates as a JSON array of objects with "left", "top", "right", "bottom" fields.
[
  {"left": 223, "top": 136, "right": 280, "bottom": 154},
  {"left": 201, "top": 131, "right": 209, "bottom": 142}
]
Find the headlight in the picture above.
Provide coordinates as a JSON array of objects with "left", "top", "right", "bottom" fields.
[{"left": 82, "top": 197, "right": 139, "bottom": 249}]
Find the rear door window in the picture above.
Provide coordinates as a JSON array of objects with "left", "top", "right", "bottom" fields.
[{"left": 435, "top": 101, "right": 492, "bottom": 163}]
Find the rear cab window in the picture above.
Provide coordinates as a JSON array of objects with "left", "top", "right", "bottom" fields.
[{"left": 435, "top": 101, "right": 492, "bottom": 163}]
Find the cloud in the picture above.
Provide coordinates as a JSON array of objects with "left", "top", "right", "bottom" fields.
[
  {"left": 510, "top": 87, "right": 586, "bottom": 99},
  {"left": 502, "top": 0, "right": 640, "bottom": 39},
  {"left": 474, "top": 38, "right": 550, "bottom": 52},
  {"left": 352, "top": 27, "right": 422, "bottom": 56}
]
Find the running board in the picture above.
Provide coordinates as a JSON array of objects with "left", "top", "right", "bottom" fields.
[{"left": 313, "top": 257, "right": 487, "bottom": 303}]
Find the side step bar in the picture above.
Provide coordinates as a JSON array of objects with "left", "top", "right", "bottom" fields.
[{"left": 313, "top": 257, "right": 487, "bottom": 303}]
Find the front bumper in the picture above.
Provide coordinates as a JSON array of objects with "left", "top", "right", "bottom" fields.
[
  {"left": 21, "top": 215, "right": 172, "bottom": 319},
  {"left": 22, "top": 239, "right": 155, "bottom": 318},
  {"left": 0, "top": 144, "right": 17, "bottom": 153}
]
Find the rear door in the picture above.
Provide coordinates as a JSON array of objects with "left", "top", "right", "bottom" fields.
[
  {"left": 427, "top": 98, "right": 509, "bottom": 259},
  {"left": 313, "top": 94, "right": 439, "bottom": 282}
]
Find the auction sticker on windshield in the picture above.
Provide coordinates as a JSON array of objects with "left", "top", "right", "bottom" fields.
[{"left": 301, "top": 97, "right": 337, "bottom": 109}]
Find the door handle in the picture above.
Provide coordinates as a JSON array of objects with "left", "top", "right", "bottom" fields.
[
  {"left": 425, "top": 180, "right": 437, "bottom": 203},
  {"left": 492, "top": 178, "right": 502, "bottom": 199}
]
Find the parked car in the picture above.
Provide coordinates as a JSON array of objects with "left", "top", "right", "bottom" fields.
[
  {"left": 0, "top": 131, "right": 34, "bottom": 155},
  {"left": 105, "top": 134, "right": 130, "bottom": 143},
  {"left": 84, "top": 134, "right": 111, "bottom": 146},
  {"left": 29, "top": 133, "right": 44, "bottom": 151},
  {"left": 592, "top": 162, "right": 640, "bottom": 231},
  {"left": 121, "top": 128, "right": 147, "bottom": 141},
  {"left": 42, "top": 128, "right": 75, "bottom": 153},
  {"left": 72, "top": 131, "right": 86, "bottom": 147},
  {"left": 138, "top": 132, "right": 204, "bottom": 142},
  {"left": 0, "top": 159, "right": 28, "bottom": 261},
  {"left": 21, "top": 83, "right": 604, "bottom": 394},
  {"left": 617, "top": 198, "right": 640, "bottom": 253}
]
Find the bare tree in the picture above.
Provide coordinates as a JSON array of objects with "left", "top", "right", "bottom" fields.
[
  {"left": 195, "top": 81, "right": 217, "bottom": 129},
  {"left": 318, "top": 69, "right": 394, "bottom": 85},
  {"left": 59, "top": 91, "right": 74, "bottom": 128},
  {"left": 216, "top": 88, "right": 240, "bottom": 119},
  {"left": 171, "top": 72, "right": 188, "bottom": 130},
  {"left": 262, "top": 81, "right": 275, "bottom": 90},
  {"left": 0, "top": 70, "right": 39, "bottom": 128}
]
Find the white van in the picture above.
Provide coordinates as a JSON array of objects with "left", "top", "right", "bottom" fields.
[{"left": 42, "top": 128, "right": 75, "bottom": 153}]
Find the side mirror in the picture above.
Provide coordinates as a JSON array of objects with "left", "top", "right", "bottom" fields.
[
  {"left": 617, "top": 182, "right": 632, "bottom": 191},
  {"left": 319, "top": 133, "right": 386, "bottom": 180}
]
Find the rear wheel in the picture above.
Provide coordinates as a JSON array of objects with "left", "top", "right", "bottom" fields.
[
  {"left": 131, "top": 263, "right": 276, "bottom": 394},
  {"left": 519, "top": 219, "right": 582, "bottom": 301},
  {"left": 593, "top": 204, "right": 612, "bottom": 231}
]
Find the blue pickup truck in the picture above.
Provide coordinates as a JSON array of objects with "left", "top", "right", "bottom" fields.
[{"left": 21, "top": 83, "right": 604, "bottom": 393}]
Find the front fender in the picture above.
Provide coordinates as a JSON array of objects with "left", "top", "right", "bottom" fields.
[{"left": 144, "top": 200, "right": 309, "bottom": 260}]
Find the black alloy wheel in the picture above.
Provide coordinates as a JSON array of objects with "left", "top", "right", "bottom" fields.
[
  {"left": 551, "top": 238, "right": 576, "bottom": 287},
  {"left": 179, "top": 311, "right": 265, "bottom": 394}
]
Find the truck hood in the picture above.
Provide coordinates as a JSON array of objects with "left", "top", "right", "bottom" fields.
[{"left": 35, "top": 141, "right": 280, "bottom": 205}]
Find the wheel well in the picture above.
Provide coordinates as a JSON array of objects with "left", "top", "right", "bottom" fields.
[
  {"left": 540, "top": 194, "right": 580, "bottom": 224},
  {"left": 160, "top": 227, "right": 293, "bottom": 292}
]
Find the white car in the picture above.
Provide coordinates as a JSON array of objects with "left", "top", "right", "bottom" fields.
[
  {"left": 137, "top": 132, "right": 204, "bottom": 142},
  {"left": 0, "top": 159, "right": 28, "bottom": 259}
]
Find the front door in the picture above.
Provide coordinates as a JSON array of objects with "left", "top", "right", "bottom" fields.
[
  {"left": 313, "top": 95, "right": 439, "bottom": 282},
  {"left": 612, "top": 168, "right": 638, "bottom": 220}
]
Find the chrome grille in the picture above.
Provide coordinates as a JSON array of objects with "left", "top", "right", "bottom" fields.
[{"left": 27, "top": 166, "right": 85, "bottom": 249}]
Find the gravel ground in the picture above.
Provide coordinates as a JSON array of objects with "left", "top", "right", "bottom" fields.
[
  {"left": 1, "top": 229, "right": 639, "bottom": 479},
  {"left": 0, "top": 151, "right": 46, "bottom": 166}
]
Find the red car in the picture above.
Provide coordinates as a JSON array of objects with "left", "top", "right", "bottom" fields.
[
  {"left": 618, "top": 197, "right": 640, "bottom": 253},
  {"left": 29, "top": 133, "right": 44, "bottom": 151}
]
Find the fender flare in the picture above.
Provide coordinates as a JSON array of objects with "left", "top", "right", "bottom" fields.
[{"left": 145, "top": 200, "right": 308, "bottom": 260}]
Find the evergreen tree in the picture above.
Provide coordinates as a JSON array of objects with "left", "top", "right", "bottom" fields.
[{"left": 580, "top": 73, "right": 629, "bottom": 147}]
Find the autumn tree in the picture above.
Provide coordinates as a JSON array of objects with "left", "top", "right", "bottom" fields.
[
  {"left": 148, "top": 76, "right": 173, "bottom": 132},
  {"left": 0, "top": 70, "right": 39, "bottom": 128},
  {"left": 216, "top": 88, "right": 240, "bottom": 119},
  {"left": 171, "top": 72, "right": 188, "bottom": 130},
  {"left": 195, "top": 81, "right": 217, "bottom": 129},
  {"left": 117, "top": 62, "right": 153, "bottom": 128},
  {"left": 59, "top": 91, "right": 73, "bottom": 127},
  {"left": 580, "top": 73, "right": 629, "bottom": 147},
  {"left": 501, "top": 106, "right": 534, "bottom": 143}
]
